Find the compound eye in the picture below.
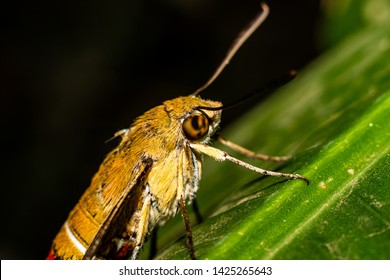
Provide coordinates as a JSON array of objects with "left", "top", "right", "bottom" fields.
[{"left": 182, "top": 113, "right": 209, "bottom": 140}]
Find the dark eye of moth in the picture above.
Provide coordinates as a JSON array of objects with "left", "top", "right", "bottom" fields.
[{"left": 182, "top": 112, "right": 209, "bottom": 140}]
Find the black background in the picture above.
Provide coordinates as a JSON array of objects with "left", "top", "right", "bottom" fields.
[{"left": 1, "top": 0, "right": 322, "bottom": 259}]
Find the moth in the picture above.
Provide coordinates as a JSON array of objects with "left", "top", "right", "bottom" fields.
[{"left": 48, "top": 3, "right": 308, "bottom": 260}]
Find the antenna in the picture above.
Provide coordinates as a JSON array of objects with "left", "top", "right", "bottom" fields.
[
  {"left": 196, "top": 70, "right": 297, "bottom": 111},
  {"left": 191, "top": 2, "right": 269, "bottom": 97}
]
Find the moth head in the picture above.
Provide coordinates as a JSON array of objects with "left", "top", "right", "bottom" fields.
[{"left": 163, "top": 96, "right": 222, "bottom": 142}]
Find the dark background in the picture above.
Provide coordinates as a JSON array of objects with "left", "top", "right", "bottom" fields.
[{"left": 1, "top": 0, "right": 322, "bottom": 259}]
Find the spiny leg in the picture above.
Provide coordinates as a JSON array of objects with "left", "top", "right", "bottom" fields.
[
  {"left": 225, "top": 152, "right": 309, "bottom": 183},
  {"left": 179, "top": 196, "right": 196, "bottom": 260}
]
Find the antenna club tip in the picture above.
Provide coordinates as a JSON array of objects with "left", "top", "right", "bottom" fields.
[{"left": 260, "top": 2, "right": 269, "bottom": 12}]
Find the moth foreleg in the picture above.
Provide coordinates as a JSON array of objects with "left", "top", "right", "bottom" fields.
[{"left": 190, "top": 142, "right": 309, "bottom": 183}]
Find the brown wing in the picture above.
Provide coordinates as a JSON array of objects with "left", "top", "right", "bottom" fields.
[{"left": 83, "top": 157, "right": 153, "bottom": 259}]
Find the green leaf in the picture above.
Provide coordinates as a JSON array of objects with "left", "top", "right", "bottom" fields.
[
  {"left": 320, "top": 0, "right": 390, "bottom": 48},
  {"left": 144, "top": 20, "right": 390, "bottom": 260}
]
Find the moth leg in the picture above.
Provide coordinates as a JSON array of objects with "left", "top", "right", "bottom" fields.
[
  {"left": 176, "top": 146, "right": 197, "bottom": 259},
  {"left": 217, "top": 135, "right": 290, "bottom": 162},
  {"left": 179, "top": 196, "right": 196, "bottom": 260},
  {"left": 190, "top": 142, "right": 309, "bottom": 183}
]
